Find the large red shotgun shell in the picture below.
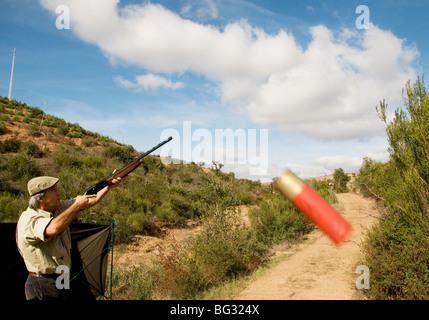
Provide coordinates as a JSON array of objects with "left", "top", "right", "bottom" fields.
[{"left": 275, "top": 170, "right": 352, "bottom": 245}]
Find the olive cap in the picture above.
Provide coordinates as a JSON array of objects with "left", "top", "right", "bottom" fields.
[{"left": 27, "top": 176, "right": 59, "bottom": 196}]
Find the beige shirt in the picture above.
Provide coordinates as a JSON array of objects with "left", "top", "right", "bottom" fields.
[{"left": 16, "top": 199, "right": 76, "bottom": 274}]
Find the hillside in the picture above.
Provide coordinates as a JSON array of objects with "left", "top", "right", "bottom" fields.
[
  {"left": 0, "top": 96, "right": 122, "bottom": 150},
  {"left": 0, "top": 95, "right": 270, "bottom": 241}
]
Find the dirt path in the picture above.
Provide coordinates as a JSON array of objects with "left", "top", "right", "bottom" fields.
[{"left": 235, "top": 192, "right": 379, "bottom": 300}]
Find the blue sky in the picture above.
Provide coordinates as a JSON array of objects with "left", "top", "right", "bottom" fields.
[{"left": 1, "top": 0, "right": 428, "bottom": 181}]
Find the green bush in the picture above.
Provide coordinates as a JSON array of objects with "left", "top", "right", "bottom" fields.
[
  {"left": 0, "top": 123, "right": 6, "bottom": 135},
  {"left": 362, "top": 210, "right": 429, "bottom": 299},
  {"left": 0, "top": 191, "right": 26, "bottom": 222},
  {"left": 356, "top": 157, "right": 401, "bottom": 205},
  {"left": 21, "top": 141, "right": 44, "bottom": 158},
  {"left": 192, "top": 178, "right": 237, "bottom": 216},
  {"left": 58, "top": 124, "right": 69, "bottom": 136},
  {"left": 126, "top": 213, "right": 149, "bottom": 234},
  {"left": 249, "top": 194, "right": 314, "bottom": 245},
  {"left": 2, "top": 139, "right": 22, "bottom": 153},
  {"left": 307, "top": 179, "right": 338, "bottom": 204},
  {"left": 111, "top": 263, "right": 163, "bottom": 300},
  {"left": 104, "top": 145, "right": 136, "bottom": 163},
  {"left": 154, "top": 201, "right": 177, "bottom": 222},
  {"left": 0, "top": 154, "right": 41, "bottom": 193},
  {"left": 167, "top": 205, "right": 266, "bottom": 299},
  {"left": 358, "top": 77, "right": 429, "bottom": 299},
  {"left": 28, "top": 107, "right": 44, "bottom": 119},
  {"left": 333, "top": 168, "right": 350, "bottom": 193},
  {"left": 30, "top": 124, "right": 42, "bottom": 137},
  {"left": 54, "top": 152, "right": 84, "bottom": 169}
]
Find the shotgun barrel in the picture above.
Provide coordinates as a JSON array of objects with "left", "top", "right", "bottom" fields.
[{"left": 84, "top": 136, "right": 173, "bottom": 195}]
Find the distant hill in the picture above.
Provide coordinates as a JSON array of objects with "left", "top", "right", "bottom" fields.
[{"left": 0, "top": 95, "right": 127, "bottom": 153}]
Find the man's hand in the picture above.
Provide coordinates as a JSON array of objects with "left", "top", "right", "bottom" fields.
[
  {"left": 108, "top": 176, "right": 122, "bottom": 190},
  {"left": 77, "top": 171, "right": 123, "bottom": 211},
  {"left": 85, "top": 174, "right": 122, "bottom": 208},
  {"left": 45, "top": 194, "right": 97, "bottom": 238},
  {"left": 75, "top": 194, "right": 98, "bottom": 211}
]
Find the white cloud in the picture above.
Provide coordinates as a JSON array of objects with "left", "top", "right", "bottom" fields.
[
  {"left": 39, "top": 0, "right": 419, "bottom": 140},
  {"left": 311, "top": 155, "right": 363, "bottom": 174},
  {"left": 113, "top": 75, "right": 134, "bottom": 89},
  {"left": 180, "top": 5, "right": 192, "bottom": 16},
  {"left": 243, "top": 25, "right": 418, "bottom": 140},
  {"left": 135, "top": 74, "right": 184, "bottom": 90},
  {"left": 181, "top": 0, "right": 218, "bottom": 20},
  {"left": 114, "top": 74, "right": 184, "bottom": 91},
  {"left": 306, "top": 5, "right": 315, "bottom": 13},
  {"left": 281, "top": 163, "right": 327, "bottom": 180}
]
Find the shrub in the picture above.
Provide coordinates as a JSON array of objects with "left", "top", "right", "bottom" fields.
[
  {"left": 0, "top": 191, "right": 25, "bottom": 222},
  {"left": 2, "top": 139, "right": 22, "bottom": 153},
  {"left": 167, "top": 205, "right": 266, "bottom": 299},
  {"left": 333, "top": 168, "right": 350, "bottom": 193},
  {"left": 154, "top": 201, "right": 177, "bottom": 222},
  {"left": 21, "top": 141, "right": 44, "bottom": 158},
  {"left": 111, "top": 263, "right": 163, "bottom": 300},
  {"left": 28, "top": 107, "right": 44, "bottom": 119},
  {"left": 1, "top": 153, "right": 41, "bottom": 184},
  {"left": 141, "top": 155, "right": 164, "bottom": 173},
  {"left": 249, "top": 194, "right": 314, "bottom": 245},
  {"left": 359, "top": 77, "right": 429, "bottom": 299},
  {"left": 356, "top": 157, "right": 400, "bottom": 204},
  {"left": 54, "top": 152, "right": 83, "bottom": 169},
  {"left": 104, "top": 146, "right": 136, "bottom": 163},
  {"left": 126, "top": 213, "right": 149, "bottom": 234},
  {"left": 192, "top": 178, "right": 237, "bottom": 216},
  {"left": 0, "top": 123, "right": 6, "bottom": 135},
  {"left": 307, "top": 179, "right": 338, "bottom": 204},
  {"left": 362, "top": 210, "right": 429, "bottom": 299},
  {"left": 58, "top": 124, "right": 69, "bottom": 136}
]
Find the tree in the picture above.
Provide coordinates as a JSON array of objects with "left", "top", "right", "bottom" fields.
[
  {"left": 360, "top": 77, "right": 429, "bottom": 299},
  {"left": 376, "top": 76, "right": 429, "bottom": 218},
  {"left": 333, "top": 168, "right": 350, "bottom": 193}
]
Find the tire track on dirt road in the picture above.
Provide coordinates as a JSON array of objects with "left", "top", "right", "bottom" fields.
[{"left": 235, "top": 193, "right": 379, "bottom": 300}]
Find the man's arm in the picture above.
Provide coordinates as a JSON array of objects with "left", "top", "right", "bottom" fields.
[
  {"left": 44, "top": 194, "right": 96, "bottom": 238},
  {"left": 89, "top": 177, "right": 122, "bottom": 205},
  {"left": 45, "top": 177, "right": 122, "bottom": 238}
]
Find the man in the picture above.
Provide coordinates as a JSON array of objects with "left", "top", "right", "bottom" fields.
[{"left": 16, "top": 175, "right": 121, "bottom": 300}]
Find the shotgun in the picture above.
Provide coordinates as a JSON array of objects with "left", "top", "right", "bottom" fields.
[{"left": 84, "top": 136, "right": 173, "bottom": 195}]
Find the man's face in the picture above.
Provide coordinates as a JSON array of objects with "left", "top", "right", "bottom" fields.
[{"left": 39, "top": 184, "right": 61, "bottom": 212}]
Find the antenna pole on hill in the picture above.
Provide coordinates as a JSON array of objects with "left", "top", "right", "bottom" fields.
[
  {"left": 8, "top": 48, "right": 16, "bottom": 100},
  {"left": 39, "top": 99, "right": 47, "bottom": 134}
]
